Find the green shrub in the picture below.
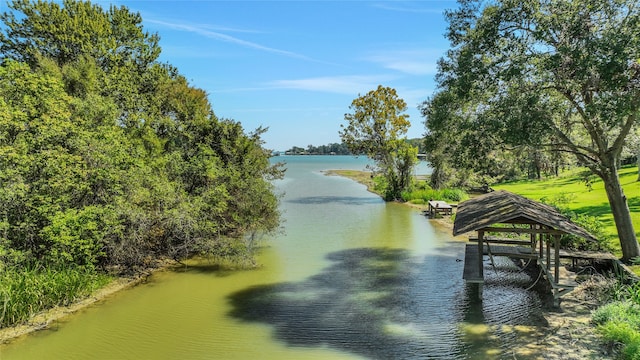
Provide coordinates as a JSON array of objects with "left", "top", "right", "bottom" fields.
[
  {"left": 400, "top": 188, "right": 469, "bottom": 203},
  {"left": 440, "top": 188, "right": 468, "bottom": 202},
  {"left": 539, "top": 195, "right": 608, "bottom": 251},
  {"left": 593, "top": 301, "right": 640, "bottom": 327},
  {"left": 559, "top": 211, "right": 610, "bottom": 251},
  {"left": 593, "top": 301, "right": 640, "bottom": 359},
  {"left": 414, "top": 181, "right": 432, "bottom": 191},
  {"left": 598, "top": 321, "right": 640, "bottom": 359},
  {"left": 372, "top": 175, "right": 388, "bottom": 195},
  {"left": 41, "top": 206, "right": 118, "bottom": 270}
]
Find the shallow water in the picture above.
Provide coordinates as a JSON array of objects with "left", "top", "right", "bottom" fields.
[{"left": 0, "top": 156, "right": 547, "bottom": 359}]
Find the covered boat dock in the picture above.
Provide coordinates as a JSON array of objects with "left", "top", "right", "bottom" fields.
[{"left": 454, "top": 190, "right": 615, "bottom": 305}]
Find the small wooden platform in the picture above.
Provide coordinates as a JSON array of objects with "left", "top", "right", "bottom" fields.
[
  {"left": 427, "top": 200, "right": 452, "bottom": 217},
  {"left": 463, "top": 244, "right": 483, "bottom": 283}
]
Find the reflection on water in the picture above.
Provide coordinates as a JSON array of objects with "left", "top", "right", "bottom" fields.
[
  {"left": 228, "top": 247, "right": 549, "bottom": 360},
  {"left": 0, "top": 156, "right": 552, "bottom": 360},
  {"left": 229, "top": 247, "right": 466, "bottom": 359}
]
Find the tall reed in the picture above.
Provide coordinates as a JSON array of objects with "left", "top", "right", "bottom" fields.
[{"left": 0, "top": 266, "right": 111, "bottom": 328}]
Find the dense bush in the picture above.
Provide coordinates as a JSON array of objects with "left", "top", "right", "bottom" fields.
[
  {"left": 0, "top": 1, "right": 283, "bottom": 275},
  {"left": 590, "top": 281, "right": 640, "bottom": 359},
  {"left": 593, "top": 301, "right": 640, "bottom": 359}
]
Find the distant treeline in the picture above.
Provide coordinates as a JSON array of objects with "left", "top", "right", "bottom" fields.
[
  {"left": 284, "top": 139, "right": 425, "bottom": 156},
  {"left": 284, "top": 143, "right": 352, "bottom": 155}
]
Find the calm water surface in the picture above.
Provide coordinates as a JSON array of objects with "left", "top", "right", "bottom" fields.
[{"left": 0, "top": 156, "right": 546, "bottom": 360}]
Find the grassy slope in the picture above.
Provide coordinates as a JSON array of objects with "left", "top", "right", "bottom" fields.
[{"left": 493, "top": 165, "right": 640, "bottom": 257}]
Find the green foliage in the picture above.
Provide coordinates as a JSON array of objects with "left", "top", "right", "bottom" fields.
[
  {"left": 538, "top": 194, "right": 609, "bottom": 251},
  {"left": 590, "top": 279, "right": 640, "bottom": 359},
  {"left": 340, "top": 85, "right": 417, "bottom": 200},
  {"left": 426, "top": 0, "right": 640, "bottom": 259},
  {"left": 285, "top": 142, "right": 351, "bottom": 155},
  {"left": 593, "top": 301, "right": 640, "bottom": 327},
  {"left": 0, "top": 0, "right": 285, "bottom": 330},
  {"left": 401, "top": 187, "right": 468, "bottom": 204},
  {"left": 593, "top": 301, "right": 640, "bottom": 359},
  {"left": 0, "top": 0, "right": 160, "bottom": 69},
  {"left": 0, "top": 1, "right": 283, "bottom": 274},
  {"left": 371, "top": 175, "right": 388, "bottom": 196}
]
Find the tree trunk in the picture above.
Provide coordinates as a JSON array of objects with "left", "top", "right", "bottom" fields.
[
  {"left": 637, "top": 147, "right": 640, "bottom": 181},
  {"left": 601, "top": 160, "right": 640, "bottom": 261}
]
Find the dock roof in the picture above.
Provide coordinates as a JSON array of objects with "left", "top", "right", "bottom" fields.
[{"left": 452, "top": 190, "right": 597, "bottom": 241}]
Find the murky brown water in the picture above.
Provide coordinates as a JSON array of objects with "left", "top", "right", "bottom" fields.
[{"left": 0, "top": 156, "right": 547, "bottom": 359}]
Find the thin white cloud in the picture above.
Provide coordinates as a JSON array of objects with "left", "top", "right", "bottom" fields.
[
  {"left": 365, "top": 49, "right": 442, "bottom": 75},
  {"left": 269, "top": 75, "right": 397, "bottom": 95},
  {"left": 147, "top": 18, "right": 314, "bottom": 61}
]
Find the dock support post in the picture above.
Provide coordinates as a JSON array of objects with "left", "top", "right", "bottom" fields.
[
  {"left": 477, "top": 230, "right": 484, "bottom": 301},
  {"left": 539, "top": 232, "right": 543, "bottom": 258},
  {"left": 546, "top": 234, "right": 551, "bottom": 270},
  {"left": 554, "top": 234, "right": 560, "bottom": 285},
  {"left": 477, "top": 230, "right": 484, "bottom": 279}
]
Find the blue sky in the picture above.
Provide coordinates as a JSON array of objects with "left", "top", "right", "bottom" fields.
[{"left": 99, "top": 1, "right": 455, "bottom": 151}]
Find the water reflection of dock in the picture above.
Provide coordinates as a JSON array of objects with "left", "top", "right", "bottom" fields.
[{"left": 455, "top": 190, "right": 618, "bottom": 306}]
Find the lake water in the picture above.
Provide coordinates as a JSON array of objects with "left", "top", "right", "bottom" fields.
[{"left": 0, "top": 156, "right": 547, "bottom": 359}]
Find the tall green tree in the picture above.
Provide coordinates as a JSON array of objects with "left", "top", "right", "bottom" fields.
[
  {"left": 340, "top": 85, "right": 417, "bottom": 200},
  {"left": 426, "top": 0, "right": 640, "bottom": 260},
  {"left": 0, "top": 0, "right": 283, "bottom": 271},
  {"left": 0, "top": 0, "right": 160, "bottom": 69}
]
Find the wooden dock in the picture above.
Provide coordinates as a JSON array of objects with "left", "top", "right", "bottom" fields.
[
  {"left": 463, "top": 244, "right": 483, "bottom": 283},
  {"left": 427, "top": 200, "right": 452, "bottom": 217},
  {"left": 462, "top": 240, "right": 618, "bottom": 305}
]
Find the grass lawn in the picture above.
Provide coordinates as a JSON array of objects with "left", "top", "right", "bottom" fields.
[{"left": 493, "top": 165, "right": 640, "bottom": 258}]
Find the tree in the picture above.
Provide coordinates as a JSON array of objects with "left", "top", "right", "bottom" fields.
[
  {"left": 0, "top": 0, "right": 160, "bottom": 69},
  {"left": 0, "top": 0, "right": 284, "bottom": 271},
  {"left": 427, "top": 0, "right": 640, "bottom": 260},
  {"left": 340, "top": 85, "right": 417, "bottom": 200}
]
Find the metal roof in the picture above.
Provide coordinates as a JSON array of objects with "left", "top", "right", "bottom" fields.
[{"left": 452, "top": 190, "right": 597, "bottom": 241}]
